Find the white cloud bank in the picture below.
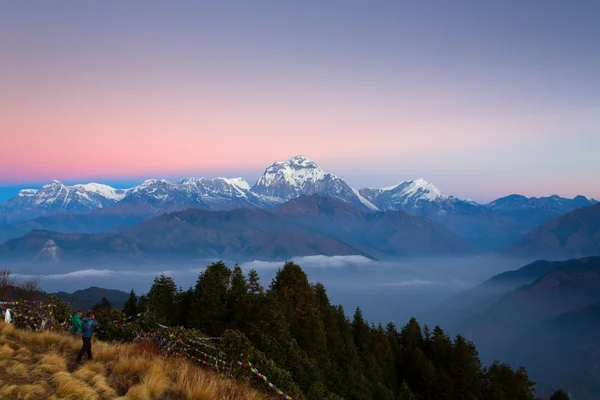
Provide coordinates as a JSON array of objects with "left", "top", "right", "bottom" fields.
[
  {"left": 241, "top": 255, "right": 377, "bottom": 270},
  {"left": 14, "top": 269, "right": 172, "bottom": 281}
]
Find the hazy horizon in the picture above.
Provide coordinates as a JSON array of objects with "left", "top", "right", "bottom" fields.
[{"left": 9, "top": 254, "right": 530, "bottom": 325}]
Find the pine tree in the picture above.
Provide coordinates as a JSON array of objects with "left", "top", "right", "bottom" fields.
[
  {"left": 398, "top": 317, "right": 424, "bottom": 388},
  {"left": 270, "top": 263, "right": 327, "bottom": 363},
  {"left": 411, "top": 347, "right": 437, "bottom": 399},
  {"left": 147, "top": 273, "right": 177, "bottom": 325},
  {"left": 351, "top": 307, "right": 381, "bottom": 396},
  {"left": 227, "top": 265, "right": 249, "bottom": 331},
  {"left": 550, "top": 389, "right": 570, "bottom": 400},
  {"left": 91, "top": 297, "right": 118, "bottom": 325},
  {"left": 247, "top": 269, "right": 264, "bottom": 295},
  {"left": 137, "top": 295, "right": 149, "bottom": 314},
  {"left": 123, "top": 289, "right": 138, "bottom": 316},
  {"left": 189, "top": 261, "right": 231, "bottom": 335},
  {"left": 135, "top": 262, "right": 541, "bottom": 400},
  {"left": 450, "top": 334, "right": 482, "bottom": 399},
  {"left": 482, "top": 362, "right": 535, "bottom": 400},
  {"left": 172, "top": 286, "right": 194, "bottom": 327}
]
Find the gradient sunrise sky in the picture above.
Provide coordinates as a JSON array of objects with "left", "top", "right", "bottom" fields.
[{"left": 1, "top": 1, "right": 599, "bottom": 203}]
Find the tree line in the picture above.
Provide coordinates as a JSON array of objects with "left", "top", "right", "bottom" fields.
[
  {"left": 1, "top": 264, "right": 571, "bottom": 399},
  {"left": 118, "top": 261, "right": 569, "bottom": 400}
]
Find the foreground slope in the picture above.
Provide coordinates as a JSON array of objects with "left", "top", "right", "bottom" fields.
[{"left": 0, "top": 322, "right": 265, "bottom": 400}]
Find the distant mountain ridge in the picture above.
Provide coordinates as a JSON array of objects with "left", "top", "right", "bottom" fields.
[
  {"left": 54, "top": 286, "right": 131, "bottom": 311},
  {"left": 504, "top": 203, "right": 600, "bottom": 258},
  {"left": 0, "top": 195, "right": 474, "bottom": 262},
  {"left": 435, "top": 256, "right": 600, "bottom": 399},
  {"left": 0, "top": 156, "right": 597, "bottom": 253}
]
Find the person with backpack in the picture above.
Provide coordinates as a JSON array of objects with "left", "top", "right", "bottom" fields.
[{"left": 76, "top": 310, "right": 98, "bottom": 363}]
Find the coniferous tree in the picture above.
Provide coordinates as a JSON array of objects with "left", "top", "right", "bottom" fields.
[
  {"left": 411, "top": 347, "right": 438, "bottom": 399},
  {"left": 399, "top": 317, "right": 424, "bottom": 390},
  {"left": 550, "top": 389, "right": 570, "bottom": 400},
  {"left": 123, "top": 289, "right": 138, "bottom": 316},
  {"left": 351, "top": 307, "right": 381, "bottom": 397},
  {"left": 450, "top": 334, "right": 482, "bottom": 399},
  {"left": 227, "top": 265, "right": 249, "bottom": 331},
  {"left": 270, "top": 263, "right": 327, "bottom": 364},
  {"left": 247, "top": 269, "right": 264, "bottom": 295},
  {"left": 137, "top": 262, "right": 541, "bottom": 400},
  {"left": 372, "top": 323, "right": 396, "bottom": 392},
  {"left": 137, "top": 295, "right": 149, "bottom": 314},
  {"left": 172, "top": 286, "right": 194, "bottom": 327},
  {"left": 189, "top": 261, "right": 231, "bottom": 335},
  {"left": 482, "top": 362, "right": 535, "bottom": 400},
  {"left": 91, "top": 297, "right": 120, "bottom": 325},
  {"left": 147, "top": 273, "right": 177, "bottom": 325}
]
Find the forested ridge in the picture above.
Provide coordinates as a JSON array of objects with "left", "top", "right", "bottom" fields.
[{"left": 110, "top": 261, "right": 562, "bottom": 400}]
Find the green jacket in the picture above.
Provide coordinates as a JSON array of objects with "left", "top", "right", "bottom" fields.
[{"left": 71, "top": 314, "right": 82, "bottom": 333}]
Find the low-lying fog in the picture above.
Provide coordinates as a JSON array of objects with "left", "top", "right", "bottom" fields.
[{"left": 9, "top": 255, "right": 529, "bottom": 326}]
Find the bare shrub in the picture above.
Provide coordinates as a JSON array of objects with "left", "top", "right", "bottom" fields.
[{"left": 0, "top": 269, "right": 15, "bottom": 300}]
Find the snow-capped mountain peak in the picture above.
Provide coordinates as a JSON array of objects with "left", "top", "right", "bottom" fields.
[
  {"left": 178, "top": 177, "right": 251, "bottom": 197},
  {"left": 255, "top": 155, "right": 327, "bottom": 190},
  {"left": 381, "top": 178, "right": 448, "bottom": 202},
  {"left": 71, "top": 183, "right": 130, "bottom": 201},
  {"left": 216, "top": 177, "right": 250, "bottom": 191},
  {"left": 3, "top": 155, "right": 597, "bottom": 226},
  {"left": 0, "top": 181, "right": 129, "bottom": 221},
  {"left": 359, "top": 178, "right": 453, "bottom": 212},
  {"left": 251, "top": 156, "right": 376, "bottom": 210}
]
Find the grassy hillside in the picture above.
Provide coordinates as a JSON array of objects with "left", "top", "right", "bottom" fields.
[{"left": 0, "top": 322, "right": 266, "bottom": 400}]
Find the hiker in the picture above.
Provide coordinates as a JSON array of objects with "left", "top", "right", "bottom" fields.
[
  {"left": 71, "top": 310, "right": 82, "bottom": 336},
  {"left": 76, "top": 310, "right": 98, "bottom": 363}
]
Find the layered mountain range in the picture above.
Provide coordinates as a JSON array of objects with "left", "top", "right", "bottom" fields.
[
  {"left": 0, "top": 156, "right": 597, "bottom": 260},
  {"left": 434, "top": 257, "right": 600, "bottom": 399},
  {"left": 0, "top": 195, "right": 475, "bottom": 262}
]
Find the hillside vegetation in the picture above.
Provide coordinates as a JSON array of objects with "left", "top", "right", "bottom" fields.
[
  {"left": 2, "top": 261, "right": 572, "bottom": 399},
  {"left": 0, "top": 321, "right": 266, "bottom": 400},
  {"left": 105, "top": 261, "right": 544, "bottom": 399}
]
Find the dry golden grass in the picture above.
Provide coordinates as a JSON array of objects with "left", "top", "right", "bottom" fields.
[
  {"left": 0, "top": 382, "right": 49, "bottom": 399},
  {"left": 0, "top": 344, "right": 14, "bottom": 359},
  {"left": 15, "top": 346, "right": 33, "bottom": 361},
  {"left": 0, "top": 321, "right": 269, "bottom": 400},
  {"left": 6, "top": 361, "right": 29, "bottom": 377},
  {"left": 35, "top": 350, "right": 68, "bottom": 374},
  {"left": 52, "top": 371, "right": 100, "bottom": 399}
]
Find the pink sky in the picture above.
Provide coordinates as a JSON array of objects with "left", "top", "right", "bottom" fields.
[{"left": 1, "top": 2, "right": 599, "bottom": 202}]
